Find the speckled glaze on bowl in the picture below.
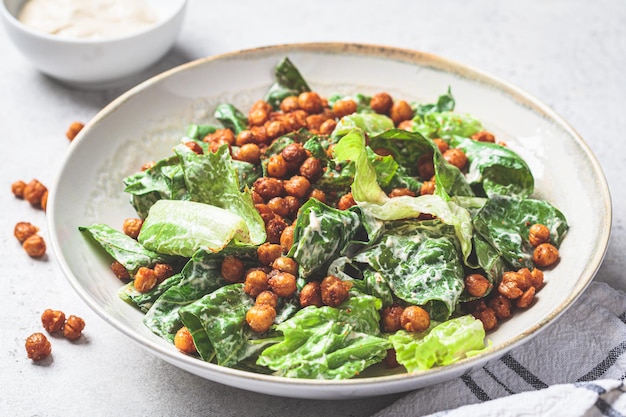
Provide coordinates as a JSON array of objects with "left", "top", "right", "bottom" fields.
[{"left": 47, "top": 43, "right": 611, "bottom": 399}]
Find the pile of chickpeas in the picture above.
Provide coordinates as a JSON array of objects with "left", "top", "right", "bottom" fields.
[
  {"left": 25, "top": 309, "right": 86, "bottom": 361},
  {"left": 116, "top": 89, "right": 561, "bottom": 357},
  {"left": 12, "top": 179, "right": 49, "bottom": 258}
]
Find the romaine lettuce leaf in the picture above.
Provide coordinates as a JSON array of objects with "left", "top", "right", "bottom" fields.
[
  {"left": 332, "top": 113, "right": 395, "bottom": 138},
  {"left": 257, "top": 294, "right": 391, "bottom": 379},
  {"left": 389, "top": 315, "right": 486, "bottom": 372},
  {"left": 410, "top": 111, "right": 483, "bottom": 139},
  {"left": 264, "top": 57, "right": 311, "bottom": 109}
]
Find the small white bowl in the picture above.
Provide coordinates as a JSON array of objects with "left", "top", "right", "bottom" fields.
[{"left": 1, "top": 0, "right": 187, "bottom": 89}]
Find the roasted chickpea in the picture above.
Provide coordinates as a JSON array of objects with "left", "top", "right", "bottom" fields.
[
  {"left": 280, "top": 225, "right": 295, "bottom": 254},
  {"left": 251, "top": 99, "right": 273, "bottom": 113},
  {"left": 400, "top": 306, "right": 430, "bottom": 332},
  {"left": 529, "top": 223, "right": 551, "bottom": 247},
  {"left": 443, "top": 148, "right": 468, "bottom": 170},
  {"left": 397, "top": 120, "right": 414, "bottom": 131},
  {"left": 248, "top": 107, "right": 269, "bottom": 126},
  {"left": 40, "top": 190, "right": 48, "bottom": 211},
  {"left": 255, "top": 290, "right": 279, "bottom": 308},
  {"left": 253, "top": 177, "right": 284, "bottom": 200},
  {"left": 236, "top": 129, "right": 255, "bottom": 146},
  {"left": 111, "top": 261, "right": 130, "bottom": 280},
  {"left": 473, "top": 305, "right": 498, "bottom": 331},
  {"left": 284, "top": 175, "right": 311, "bottom": 199},
  {"left": 14, "top": 222, "right": 39, "bottom": 243},
  {"left": 23, "top": 179, "right": 47, "bottom": 207},
  {"left": 319, "top": 119, "right": 337, "bottom": 135},
  {"left": 256, "top": 204, "right": 276, "bottom": 224},
  {"left": 23, "top": 234, "right": 46, "bottom": 258},
  {"left": 309, "top": 188, "right": 326, "bottom": 203},
  {"left": 281, "top": 143, "right": 308, "bottom": 165},
  {"left": 284, "top": 195, "right": 301, "bottom": 217},
  {"left": 250, "top": 126, "right": 270, "bottom": 145},
  {"left": 417, "top": 153, "right": 435, "bottom": 179},
  {"left": 381, "top": 305, "right": 404, "bottom": 333},
  {"left": 337, "top": 192, "right": 356, "bottom": 210},
  {"left": 41, "top": 309, "right": 66, "bottom": 333},
  {"left": 141, "top": 161, "right": 156, "bottom": 171},
  {"left": 122, "top": 218, "right": 143, "bottom": 239},
  {"left": 174, "top": 326, "right": 197, "bottom": 354},
  {"left": 246, "top": 304, "right": 276, "bottom": 333},
  {"left": 432, "top": 138, "right": 449, "bottom": 154},
  {"left": 265, "top": 120, "right": 286, "bottom": 139},
  {"left": 471, "top": 131, "right": 496, "bottom": 143},
  {"left": 390, "top": 100, "right": 413, "bottom": 125},
  {"left": 370, "top": 92, "right": 393, "bottom": 115},
  {"left": 25, "top": 332, "right": 51, "bottom": 361},
  {"left": 306, "top": 114, "right": 327, "bottom": 132},
  {"left": 420, "top": 180, "right": 436, "bottom": 195},
  {"left": 533, "top": 243, "right": 560, "bottom": 268},
  {"left": 63, "top": 315, "right": 85, "bottom": 341},
  {"left": 284, "top": 110, "right": 308, "bottom": 131},
  {"left": 280, "top": 96, "right": 300, "bottom": 112},
  {"left": 251, "top": 191, "right": 264, "bottom": 205},
  {"left": 134, "top": 267, "right": 157, "bottom": 293},
  {"left": 204, "top": 128, "right": 236, "bottom": 146},
  {"left": 266, "top": 197, "right": 289, "bottom": 218},
  {"left": 320, "top": 275, "right": 352, "bottom": 307},
  {"left": 11, "top": 180, "right": 26, "bottom": 198},
  {"left": 66, "top": 121, "right": 85, "bottom": 141},
  {"left": 516, "top": 286, "right": 536, "bottom": 309},
  {"left": 388, "top": 188, "right": 416, "bottom": 198},
  {"left": 464, "top": 274, "right": 492, "bottom": 297},
  {"left": 154, "top": 263, "right": 174, "bottom": 283},
  {"left": 298, "top": 92, "right": 323, "bottom": 114},
  {"left": 529, "top": 268, "right": 545, "bottom": 290},
  {"left": 299, "top": 281, "right": 323, "bottom": 308},
  {"left": 268, "top": 271, "right": 297, "bottom": 297},
  {"left": 266, "top": 217, "right": 287, "bottom": 244},
  {"left": 332, "top": 98, "right": 357, "bottom": 118},
  {"left": 221, "top": 256, "right": 246, "bottom": 283},
  {"left": 272, "top": 256, "right": 298, "bottom": 275},
  {"left": 234, "top": 143, "right": 261, "bottom": 164},
  {"left": 498, "top": 271, "right": 530, "bottom": 300},
  {"left": 257, "top": 243, "right": 283, "bottom": 266},
  {"left": 184, "top": 140, "right": 204, "bottom": 155},
  {"left": 243, "top": 269, "right": 270, "bottom": 297},
  {"left": 299, "top": 157, "right": 323, "bottom": 182},
  {"left": 487, "top": 295, "right": 512, "bottom": 320},
  {"left": 267, "top": 154, "right": 289, "bottom": 178},
  {"left": 383, "top": 349, "right": 400, "bottom": 368}
]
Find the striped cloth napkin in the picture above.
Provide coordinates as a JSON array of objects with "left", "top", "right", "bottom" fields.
[{"left": 372, "top": 281, "right": 626, "bottom": 417}]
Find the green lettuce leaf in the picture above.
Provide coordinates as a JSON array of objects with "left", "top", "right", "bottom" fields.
[
  {"left": 264, "top": 57, "right": 311, "bottom": 109},
  {"left": 389, "top": 315, "right": 486, "bottom": 372}
]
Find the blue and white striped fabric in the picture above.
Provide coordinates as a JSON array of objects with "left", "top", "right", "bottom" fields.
[{"left": 373, "top": 282, "right": 626, "bottom": 417}]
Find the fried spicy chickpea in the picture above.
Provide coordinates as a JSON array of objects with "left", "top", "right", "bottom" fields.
[
  {"left": 284, "top": 175, "right": 311, "bottom": 199},
  {"left": 256, "top": 290, "right": 279, "bottom": 308},
  {"left": 299, "top": 157, "right": 322, "bottom": 182},
  {"left": 529, "top": 268, "right": 545, "bottom": 290},
  {"left": 281, "top": 143, "right": 308, "bottom": 166},
  {"left": 153, "top": 263, "right": 174, "bottom": 283},
  {"left": 221, "top": 256, "right": 245, "bottom": 283},
  {"left": 280, "top": 96, "right": 300, "bottom": 112},
  {"left": 268, "top": 271, "right": 297, "bottom": 298},
  {"left": 533, "top": 243, "right": 560, "bottom": 268},
  {"left": 23, "top": 235, "right": 46, "bottom": 257},
  {"left": 319, "top": 119, "right": 337, "bottom": 135},
  {"left": 66, "top": 121, "right": 85, "bottom": 141},
  {"left": 253, "top": 177, "right": 284, "bottom": 200},
  {"left": 41, "top": 309, "right": 66, "bottom": 333},
  {"left": 174, "top": 326, "right": 197, "bottom": 354},
  {"left": 257, "top": 242, "right": 283, "bottom": 266},
  {"left": 400, "top": 306, "right": 431, "bottom": 332},
  {"left": 11, "top": 180, "right": 26, "bottom": 198},
  {"left": 14, "top": 222, "right": 39, "bottom": 243},
  {"left": 472, "top": 303, "right": 498, "bottom": 331},
  {"left": 370, "top": 92, "right": 393, "bottom": 115},
  {"left": 25, "top": 332, "right": 51, "bottom": 361},
  {"left": 443, "top": 148, "right": 468, "bottom": 170},
  {"left": 266, "top": 217, "right": 287, "bottom": 244},
  {"left": 309, "top": 188, "right": 326, "bottom": 203},
  {"left": 184, "top": 140, "right": 204, "bottom": 155},
  {"left": 134, "top": 266, "right": 157, "bottom": 293},
  {"left": 464, "top": 274, "right": 492, "bottom": 298},
  {"left": 299, "top": 281, "right": 323, "bottom": 308},
  {"left": 390, "top": 100, "right": 413, "bottom": 125},
  {"left": 271, "top": 256, "right": 298, "bottom": 275},
  {"left": 516, "top": 286, "right": 536, "bottom": 309},
  {"left": 332, "top": 98, "right": 358, "bottom": 118},
  {"left": 471, "top": 130, "right": 496, "bottom": 143},
  {"left": 204, "top": 128, "right": 236, "bottom": 146},
  {"left": 432, "top": 138, "right": 449, "bottom": 154},
  {"left": 23, "top": 179, "right": 47, "bottom": 207},
  {"left": 63, "top": 315, "right": 85, "bottom": 341},
  {"left": 420, "top": 180, "right": 436, "bottom": 196},
  {"left": 388, "top": 188, "right": 416, "bottom": 198},
  {"left": 280, "top": 225, "right": 295, "bottom": 254},
  {"left": 40, "top": 190, "right": 48, "bottom": 211},
  {"left": 267, "top": 154, "right": 289, "bottom": 178},
  {"left": 529, "top": 223, "right": 551, "bottom": 247},
  {"left": 283, "top": 196, "right": 301, "bottom": 218},
  {"left": 417, "top": 153, "right": 435, "bottom": 179},
  {"left": 498, "top": 271, "right": 530, "bottom": 300},
  {"left": 246, "top": 304, "right": 276, "bottom": 333},
  {"left": 488, "top": 295, "right": 512, "bottom": 320},
  {"left": 320, "top": 275, "right": 352, "bottom": 307},
  {"left": 255, "top": 204, "right": 275, "bottom": 224},
  {"left": 234, "top": 143, "right": 261, "bottom": 164},
  {"left": 243, "top": 269, "right": 270, "bottom": 297},
  {"left": 381, "top": 305, "right": 404, "bottom": 333},
  {"left": 122, "top": 218, "right": 143, "bottom": 239},
  {"left": 337, "top": 192, "right": 356, "bottom": 210},
  {"left": 111, "top": 261, "right": 130, "bottom": 280},
  {"left": 267, "top": 197, "right": 290, "bottom": 217},
  {"left": 298, "top": 91, "right": 324, "bottom": 114}
]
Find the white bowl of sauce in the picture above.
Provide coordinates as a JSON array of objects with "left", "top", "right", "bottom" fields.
[{"left": 1, "top": 0, "right": 187, "bottom": 88}]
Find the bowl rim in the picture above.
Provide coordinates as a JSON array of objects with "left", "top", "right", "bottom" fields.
[
  {"left": 0, "top": 0, "right": 187, "bottom": 44},
  {"left": 48, "top": 42, "right": 613, "bottom": 396}
]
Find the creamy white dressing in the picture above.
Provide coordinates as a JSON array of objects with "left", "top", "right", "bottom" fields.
[{"left": 18, "top": 0, "right": 159, "bottom": 39}]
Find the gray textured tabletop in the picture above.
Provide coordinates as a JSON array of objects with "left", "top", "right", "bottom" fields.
[{"left": 1, "top": 1, "right": 624, "bottom": 416}]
